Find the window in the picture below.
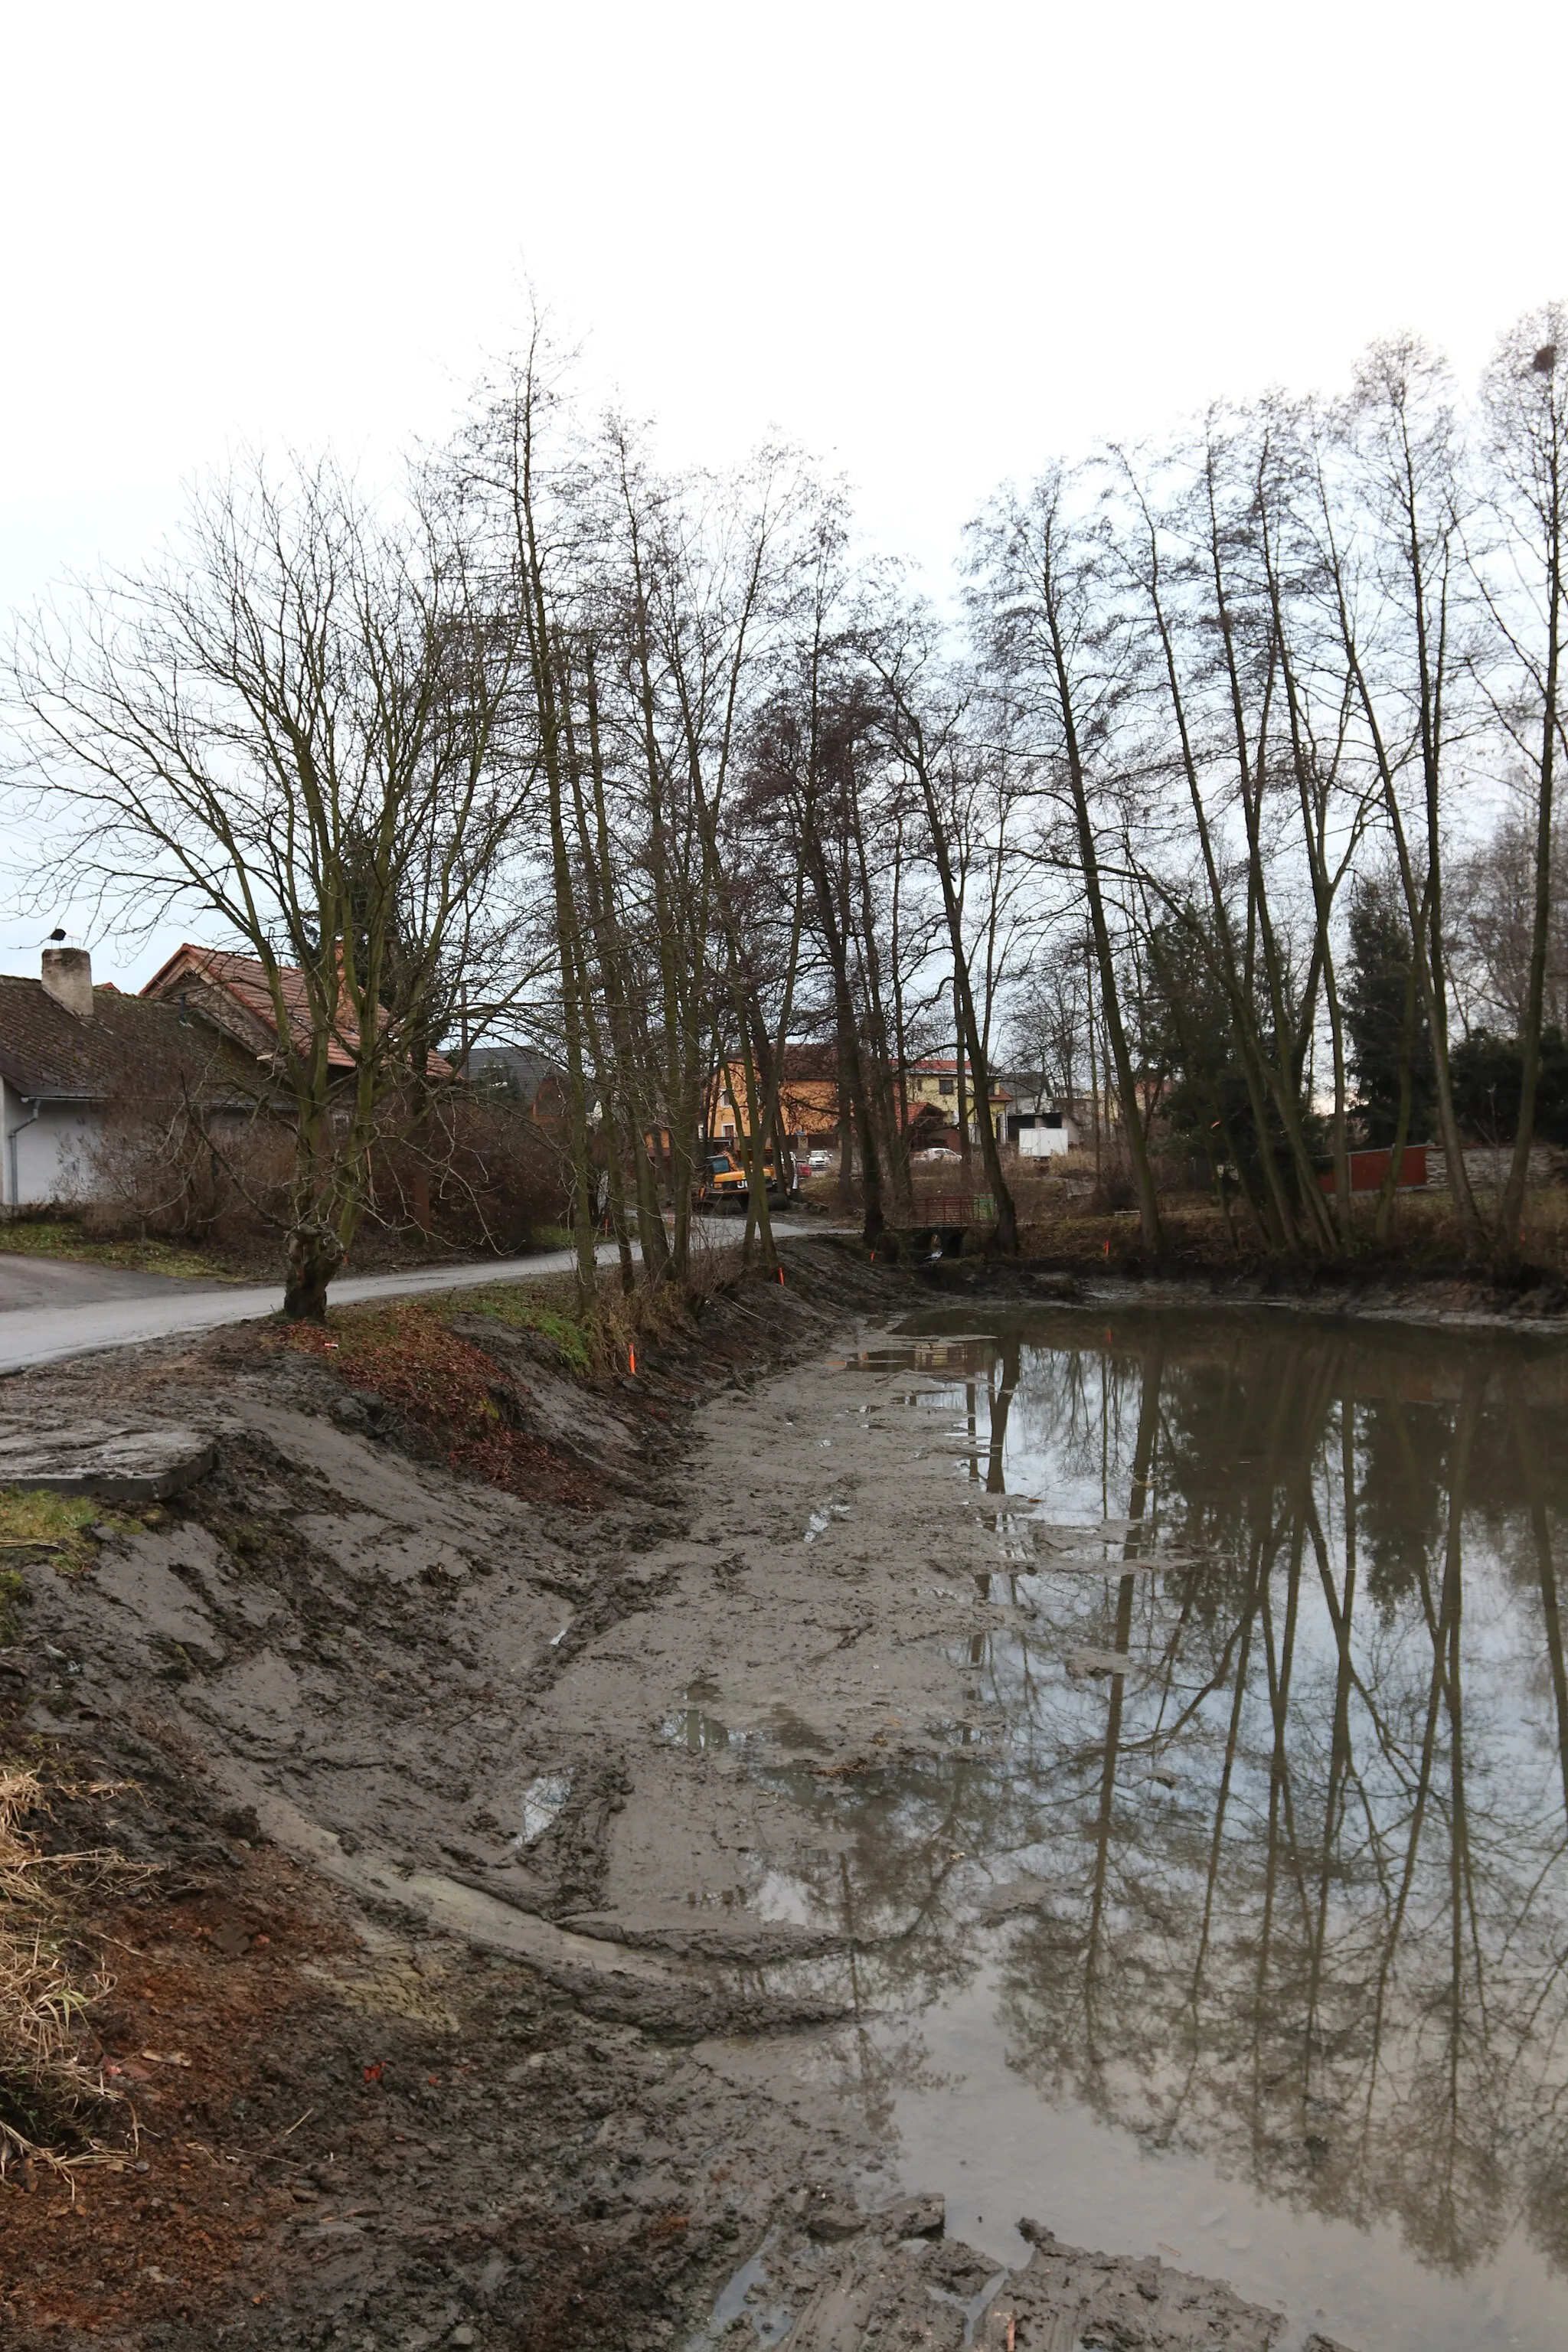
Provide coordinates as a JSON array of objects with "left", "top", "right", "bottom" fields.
[
  {"left": 938, "top": 1078, "right": 956, "bottom": 1098},
  {"left": 1043, "top": 1112, "right": 1063, "bottom": 1129}
]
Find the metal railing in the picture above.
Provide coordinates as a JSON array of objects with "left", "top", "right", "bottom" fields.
[{"left": 910, "top": 1192, "right": 996, "bottom": 1226}]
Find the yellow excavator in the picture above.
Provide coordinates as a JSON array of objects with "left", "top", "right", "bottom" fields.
[{"left": 697, "top": 1138, "right": 797, "bottom": 1212}]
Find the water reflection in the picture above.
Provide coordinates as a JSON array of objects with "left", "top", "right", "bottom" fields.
[{"left": 774, "top": 1310, "right": 1568, "bottom": 2304}]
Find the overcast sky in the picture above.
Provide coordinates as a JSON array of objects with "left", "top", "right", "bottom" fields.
[{"left": 3, "top": 0, "right": 1563, "bottom": 982}]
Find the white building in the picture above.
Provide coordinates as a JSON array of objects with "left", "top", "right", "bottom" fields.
[{"left": 1011, "top": 1110, "right": 1075, "bottom": 1158}]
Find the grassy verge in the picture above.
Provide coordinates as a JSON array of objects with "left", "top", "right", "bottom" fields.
[
  {"left": 0, "top": 1493, "right": 142, "bottom": 1632},
  {"left": 275, "top": 1240, "right": 751, "bottom": 1501},
  {"left": 0, "top": 1215, "right": 593, "bottom": 1289},
  {"left": 0, "top": 1218, "right": 253, "bottom": 1284}
]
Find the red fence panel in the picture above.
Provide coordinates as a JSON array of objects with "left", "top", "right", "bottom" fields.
[{"left": 1316, "top": 1146, "right": 1429, "bottom": 1196}]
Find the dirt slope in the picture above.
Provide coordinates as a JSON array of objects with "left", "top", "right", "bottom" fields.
[{"left": 1, "top": 1241, "right": 1301, "bottom": 2350}]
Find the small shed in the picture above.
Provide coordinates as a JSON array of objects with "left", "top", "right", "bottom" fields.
[{"left": 1315, "top": 1145, "right": 1430, "bottom": 1196}]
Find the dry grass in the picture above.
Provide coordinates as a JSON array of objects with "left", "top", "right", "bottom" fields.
[
  {"left": 0, "top": 1766, "right": 142, "bottom": 2185},
  {"left": 586, "top": 1229, "right": 750, "bottom": 1370},
  {"left": 1015, "top": 1181, "right": 1568, "bottom": 1279}
]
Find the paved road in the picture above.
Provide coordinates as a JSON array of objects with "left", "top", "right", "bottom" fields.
[
  {"left": 0, "top": 1256, "right": 236, "bottom": 1312},
  {"left": 0, "top": 1220, "right": 829, "bottom": 1376}
]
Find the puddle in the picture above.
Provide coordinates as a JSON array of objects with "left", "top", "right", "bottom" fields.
[
  {"left": 514, "top": 1771, "right": 571, "bottom": 1845},
  {"left": 663, "top": 1677, "right": 750, "bottom": 1753},
  {"left": 683, "top": 2232, "right": 792, "bottom": 2348},
  {"left": 762, "top": 1305, "right": 1568, "bottom": 2350}
]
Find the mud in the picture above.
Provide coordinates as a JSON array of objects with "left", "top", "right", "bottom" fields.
[{"left": 0, "top": 1239, "right": 1417, "bottom": 2347}]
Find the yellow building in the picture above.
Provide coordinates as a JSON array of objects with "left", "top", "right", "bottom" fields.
[{"left": 900, "top": 1057, "right": 1011, "bottom": 1138}]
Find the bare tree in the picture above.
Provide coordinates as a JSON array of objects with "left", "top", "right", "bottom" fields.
[
  {"left": 1475, "top": 310, "right": 1568, "bottom": 1248},
  {"left": 968, "top": 468, "right": 1163, "bottom": 1251},
  {"left": 866, "top": 606, "right": 1021, "bottom": 1253},
  {"left": 6, "top": 457, "right": 522, "bottom": 1316}
]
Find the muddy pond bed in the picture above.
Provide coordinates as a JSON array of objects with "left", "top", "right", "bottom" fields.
[
  {"left": 703, "top": 1302, "right": 1568, "bottom": 2350},
  {"left": 11, "top": 1262, "right": 1568, "bottom": 2348}
]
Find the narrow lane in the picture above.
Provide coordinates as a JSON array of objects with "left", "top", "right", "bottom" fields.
[{"left": 0, "top": 1220, "right": 829, "bottom": 1373}]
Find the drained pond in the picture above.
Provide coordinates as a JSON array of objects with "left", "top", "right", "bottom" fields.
[{"left": 718, "top": 1306, "right": 1568, "bottom": 2350}]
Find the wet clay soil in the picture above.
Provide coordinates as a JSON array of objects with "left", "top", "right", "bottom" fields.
[{"left": 7, "top": 1244, "right": 1558, "bottom": 2347}]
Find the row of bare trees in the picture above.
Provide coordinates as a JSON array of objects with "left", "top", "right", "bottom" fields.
[{"left": 5, "top": 304, "right": 1566, "bottom": 1308}]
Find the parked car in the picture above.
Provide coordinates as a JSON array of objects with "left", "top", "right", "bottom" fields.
[
  {"left": 913, "top": 1146, "right": 963, "bottom": 1162},
  {"left": 805, "top": 1149, "right": 835, "bottom": 1172}
]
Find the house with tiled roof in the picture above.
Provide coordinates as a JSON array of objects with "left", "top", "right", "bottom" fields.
[
  {"left": 139, "top": 943, "right": 451, "bottom": 1078},
  {"left": 0, "top": 946, "right": 262, "bottom": 1208},
  {"left": 900, "top": 1057, "right": 1011, "bottom": 1138},
  {"left": 708, "top": 1045, "right": 1012, "bottom": 1155},
  {"left": 140, "top": 942, "right": 363, "bottom": 1068},
  {"left": 2, "top": 938, "right": 456, "bottom": 1210}
]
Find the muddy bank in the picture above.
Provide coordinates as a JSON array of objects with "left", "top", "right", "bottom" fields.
[
  {"left": 913, "top": 1243, "right": 1568, "bottom": 1332},
  {"left": 2, "top": 1240, "right": 1364, "bottom": 2348}
]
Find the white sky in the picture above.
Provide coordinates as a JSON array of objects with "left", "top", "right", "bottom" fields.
[{"left": 3, "top": 0, "right": 1564, "bottom": 984}]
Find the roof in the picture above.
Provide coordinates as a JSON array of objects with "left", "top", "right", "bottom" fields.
[
  {"left": 464, "top": 1045, "right": 560, "bottom": 1108},
  {"left": 0, "top": 975, "right": 262, "bottom": 1104},
  {"left": 141, "top": 945, "right": 452, "bottom": 1077},
  {"left": 724, "top": 1044, "right": 840, "bottom": 1084},
  {"left": 779, "top": 1043, "right": 840, "bottom": 1083}
]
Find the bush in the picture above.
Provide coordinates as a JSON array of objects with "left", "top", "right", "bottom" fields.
[{"left": 78, "top": 1088, "right": 570, "bottom": 1264}]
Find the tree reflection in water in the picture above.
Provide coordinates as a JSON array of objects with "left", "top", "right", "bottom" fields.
[{"left": 763, "top": 1311, "right": 1568, "bottom": 2287}]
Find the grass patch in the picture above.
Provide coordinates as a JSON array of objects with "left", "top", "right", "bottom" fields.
[
  {"left": 0, "top": 1218, "right": 251, "bottom": 1284},
  {"left": 443, "top": 1284, "right": 593, "bottom": 1373},
  {"left": 0, "top": 1489, "right": 140, "bottom": 1599}
]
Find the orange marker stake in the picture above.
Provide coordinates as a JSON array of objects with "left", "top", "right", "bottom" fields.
[{"left": 628, "top": 1345, "right": 637, "bottom": 1375}]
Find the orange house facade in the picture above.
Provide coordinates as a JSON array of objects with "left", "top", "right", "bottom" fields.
[
  {"left": 710, "top": 1048, "right": 1009, "bottom": 1148},
  {"left": 710, "top": 1044, "right": 839, "bottom": 1147}
]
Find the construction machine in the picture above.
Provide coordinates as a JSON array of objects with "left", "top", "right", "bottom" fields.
[{"left": 697, "top": 1138, "right": 797, "bottom": 1212}]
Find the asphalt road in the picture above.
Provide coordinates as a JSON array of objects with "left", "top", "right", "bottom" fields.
[{"left": 0, "top": 1220, "right": 828, "bottom": 1376}]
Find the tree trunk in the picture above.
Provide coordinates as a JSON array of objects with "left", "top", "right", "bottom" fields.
[
  {"left": 284, "top": 1223, "right": 343, "bottom": 1321},
  {"left": 901, "top": 720, "right": 1019, "bottom": 1253}
]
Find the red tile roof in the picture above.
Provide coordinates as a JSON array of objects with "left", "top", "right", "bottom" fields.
[{"left": 140, "top": 946, "right": 452, "bottom": 1076}]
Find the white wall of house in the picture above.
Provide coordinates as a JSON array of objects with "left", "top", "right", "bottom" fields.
[
  {"left": 0, "top": 1078, "right": 103, "bottom": 1208},
  {"left": 1014, "top": 1113, "right": 1076, "bottom": 1158}
]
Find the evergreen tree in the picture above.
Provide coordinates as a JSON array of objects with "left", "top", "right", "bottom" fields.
[{"left": 1342, "top": 874, "right": 1436, "bottom": 1145}]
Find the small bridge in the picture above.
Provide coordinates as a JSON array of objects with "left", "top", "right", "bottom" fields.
[{"left": 902, "top": 1191, "right": 997, "bottom": 1255}]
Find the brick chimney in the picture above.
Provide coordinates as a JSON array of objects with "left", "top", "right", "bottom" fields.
[{"left": 41, "top": 944, "right": 93, "bottom": 1020}]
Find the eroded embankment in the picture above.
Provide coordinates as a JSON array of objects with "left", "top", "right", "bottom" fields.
[
  {"left": 914, "top": 1238, "right": 1568, "bottom": 1334},
  {"left": 0, "top": 1241, "right": 1312, "bottom": 2350}
]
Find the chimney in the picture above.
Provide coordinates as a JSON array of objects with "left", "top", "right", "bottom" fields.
[{"left": 41, "top": 945, "right": 93, "bottom": 1020}]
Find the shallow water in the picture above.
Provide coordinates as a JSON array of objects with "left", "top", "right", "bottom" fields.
[{"left": 758, "top": 1306, "right": 1568, "bottom": 2349}]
